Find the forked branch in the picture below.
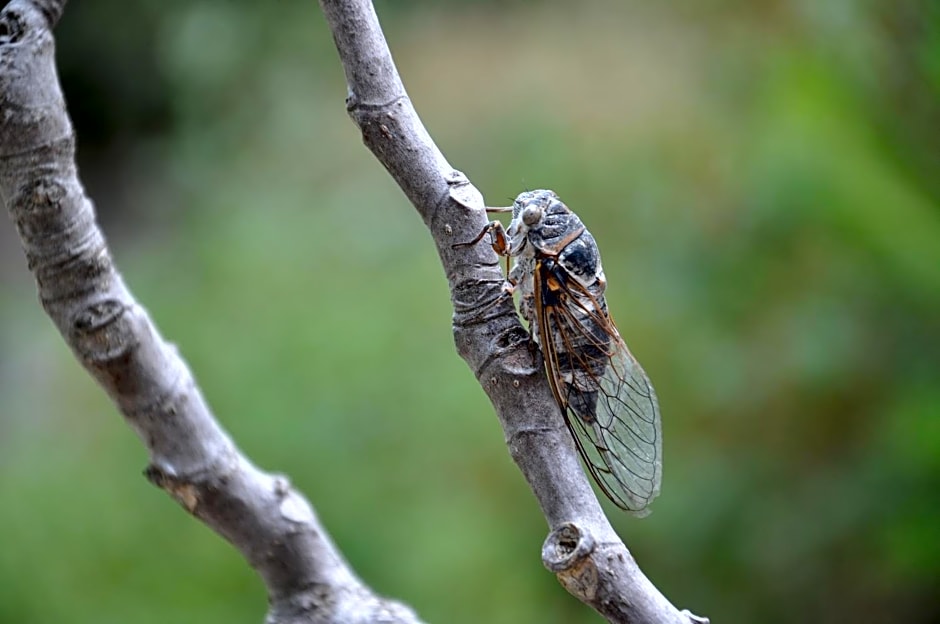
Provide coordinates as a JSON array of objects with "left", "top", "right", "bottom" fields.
[{"left": 317, "top": 0, "right": 707, "bottom": 622}]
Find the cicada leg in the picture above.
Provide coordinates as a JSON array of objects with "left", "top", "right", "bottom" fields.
[
  {"left": 452, "top": 218, "right": 520, "bottom": 322},
  {"left": 452, "top": 220, "right": 511, "bottom": 256}
]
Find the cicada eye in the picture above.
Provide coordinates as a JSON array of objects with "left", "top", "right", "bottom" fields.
[{"left": 521, "top": 205, "right": 542, "bottom": 226}]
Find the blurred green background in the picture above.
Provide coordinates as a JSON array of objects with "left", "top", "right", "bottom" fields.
[{"left": 1, "top": 0, "right": 938, "bottom": 622}]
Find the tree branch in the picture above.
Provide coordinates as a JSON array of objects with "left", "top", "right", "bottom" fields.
[
  {"left": 317, "top": 1, "right": 708, "bottom": 623},
  {"left": 0, "top": 2, "right": 423, "bottom": 623}
]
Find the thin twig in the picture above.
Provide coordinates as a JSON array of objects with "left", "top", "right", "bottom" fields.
[
  {"left": 0, "top": 2, "right": 422, "bottom": 623},
  {"left": 317, "top": 1, "right": 707, "bottom": 622}
]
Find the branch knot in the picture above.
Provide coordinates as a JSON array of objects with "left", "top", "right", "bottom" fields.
[{"left": 542, "top": 523, "right": 599, "bottom": 600}]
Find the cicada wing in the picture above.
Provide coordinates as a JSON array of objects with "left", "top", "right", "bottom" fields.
[
  {"left": 536, "top": 267, "right": 662, "bottom": 515},
  {"left": 583, "top": 336, "right": 662, "bottom": 514}
]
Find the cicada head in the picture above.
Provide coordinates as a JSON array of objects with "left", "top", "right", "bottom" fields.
[
  {"left": 511, "top": 189, "right": 558, "bottom": 221},
  {"left": 506, "top": 189, "right": 556, "bottom": 245},
  {"left": 510, "top": 190, "right": 584, "bottom": 257}
]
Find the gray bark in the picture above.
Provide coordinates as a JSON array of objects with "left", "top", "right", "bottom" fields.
[
  {"left": 0, "top": 2, "right": 421, "bottom": 623},
  {"left": 0, "top": 0, "right": 707, "bottom": 621},
  {"left": 317, "top": 1, "right": 707, "bottom": 623}
]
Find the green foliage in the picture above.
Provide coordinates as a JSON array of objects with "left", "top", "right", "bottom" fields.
[{"left": 1, "top": 1, "right": 938, "bottom": 623}]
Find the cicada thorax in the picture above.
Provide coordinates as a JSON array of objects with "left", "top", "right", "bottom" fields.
[
  {"left": 512, "top": 192, "right": 600, "bottom": 327},
  {"left": 517, "top": 200, "right": 614, "bottom": 428},
  {"left": 524, "top": 196, "right": 589, "bottom": 258}
]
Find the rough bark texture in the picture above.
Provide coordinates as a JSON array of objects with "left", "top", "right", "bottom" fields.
[
  {"left": 0, "top": 2, "right": 422, "bottom": 623},
  {"left": 317, "top": 1, "right": 708, "bottom": 623},
  {"left": 1, "top": 0, "right": 707, "bottom": 621}
]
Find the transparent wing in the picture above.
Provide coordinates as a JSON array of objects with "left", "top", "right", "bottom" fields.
[{"left": 536, "top": 266, "right": 662, "bottom": 515}]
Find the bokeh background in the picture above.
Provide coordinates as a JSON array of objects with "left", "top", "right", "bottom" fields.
[{"left": 1, "top": 0, "right": 938, "bottom": 622}]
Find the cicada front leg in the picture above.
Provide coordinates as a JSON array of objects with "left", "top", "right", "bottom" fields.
[
  {"left": 452, "top": 220, "right": 508, "bottom": 252},
  {"left": 453, "top": 218, "right": 517, "bottom": 277}
]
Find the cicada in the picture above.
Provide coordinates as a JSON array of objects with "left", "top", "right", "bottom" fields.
[{"left": 456, "top": 190, "right": 662, "bottom": 515}]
